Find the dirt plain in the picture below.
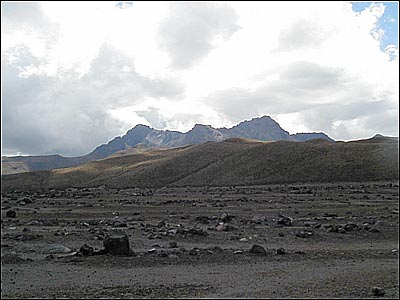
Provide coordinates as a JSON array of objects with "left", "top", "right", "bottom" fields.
[{"left": 1, "top": 181, "right": 399, "bottom": 299}]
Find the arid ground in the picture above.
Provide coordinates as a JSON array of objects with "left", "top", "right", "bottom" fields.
[{"left": 1, "top": 181, "right": 399, "bottom": 298}]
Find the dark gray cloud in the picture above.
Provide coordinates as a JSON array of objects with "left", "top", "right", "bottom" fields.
[
  {"left": 158, "top": 2, "right": 240, "bottom": 69},
  {"left": 205, "top": 60, "right": 397, "bottom": 139},
  {"left": 206, "top": 62, "right": 346, "bottom": 122},
  {"left": 2, "top": 44, "right": 185, "bottom": 156}
]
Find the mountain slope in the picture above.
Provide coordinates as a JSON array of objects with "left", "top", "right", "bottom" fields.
[
  {"left": 2, "top": 136, "right": 397, "bottom": 192},
  {"left": 2, "top": 115, "right": 334, "bottom": 174}
]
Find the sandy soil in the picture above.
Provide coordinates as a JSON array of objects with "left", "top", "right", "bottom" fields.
[{"left": 1, "top": 181, "right": 399, "bottom": 298}]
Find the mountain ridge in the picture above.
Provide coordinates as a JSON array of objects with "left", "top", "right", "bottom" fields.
[
  {"left": 1, "top": 135, "right": 398, "bottom": 191},
  {"left": 3, "top": 115, "right": 333, "bottom": 174}
]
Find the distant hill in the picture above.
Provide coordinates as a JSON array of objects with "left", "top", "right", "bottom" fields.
[
  {"left": 2, "top": 135, "right": 397, "bottom": 192},
  {"left": 1, "top": 115, "right": 333, "bottom": 174}
]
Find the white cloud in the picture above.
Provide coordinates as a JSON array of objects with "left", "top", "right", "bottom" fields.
[{"left": 1, "top": 1, "right": 398, "bottom": 156}]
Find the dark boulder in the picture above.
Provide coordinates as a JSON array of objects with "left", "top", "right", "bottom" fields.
[
  {"left": 372, "top": 287, "right": 385, "bottom": 296},
  {"left": 277, "top": 215, "right": 292, "bottom": 226},
  {"left": 249, "top": 244, "right": 267, "bottom": 255},
  {"left": 6, "top": 210, "right": 16, "bottom": 218},
  {"left": 277, "top": 248, "right": 286, "bottom": 255},
  {"left": 80, "top": 244, "right": 94, "bottom": 256},
  {"left": 103, "top": 230, "right": 131, "bottom": 256}
]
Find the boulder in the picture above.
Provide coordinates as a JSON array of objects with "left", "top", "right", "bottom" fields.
[
  {"left": 276, "top": 248, "right": 286, "bottom": 255},
  {"left": 372, "top": 287, "right": 385, "bottom": 296},
  {"left": 80, "top": 244, "right": 94, "bottom": 256},
  {"left": 103, "top": 230, "right": 131, "bottom": 256},
  {"left": 6, "top": 210, "right": 16, "bottom": 218},
  {"left": 249, "top": 244, "right": 267, "bottom": 255},
  {"left": 277, "top": 215, "right": 292, "bottom": 226}
]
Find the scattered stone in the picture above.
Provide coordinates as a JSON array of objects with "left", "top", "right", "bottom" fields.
[
  {"left": 188, "top": 248, "right": 200, "bottom": 256},
  {"left": 234, "top": 250, "right": 243, "bottom": 254},
  {"left": 216, "top": 222, "right": 236, "bottom": 232},
  {"left": 112, "top": 219, "right": 127, "bottom": 227},
  {"left": 147, "top": 248, "right": 157, "bottom": 254},
  {"left": 80, "top": 244, "right": 94, "bottom": 256},
  {"left": 103, "top": 230, "right": 131, "bottom": 256},
  {"left": 344, "top": 223, "right": 359, "bottom": 231},
  {"left": 221, "top": 213, "right": 234, "bottom": 222},
  {"left": 276, "top": 248, "right": 286, "bottom": 255},
  {"left": 372, "top": 287, "right": 385, "bottom": 296},
  {"left": 158, "top": 251, "right": 168, "bottom": 257},
  {"left": 277, "top": 215, "right": 292, "bottom": 226},
  {"left": 1, "top": 253, "right": 27, "bottom": 264},
  {"left": 295, "top": 231, "right": 313, "bottom": 238},
  {"left": 169, "top": 241, "right": 178, "bottom": 248},
  {"left": 327, "top": 225, "right": 339, "bottom": 233},
  {"left": 196, "top": 216, "right": 210, "bottom": 224},
  {"left": 187, "top": 228, "right": 209, "bottom": 236},
  {"left": 6, "top": 210, "right": 16, "bottom": 218},
  {"left": 323, "top": 213, "right": 338, "bottom": 218},
  {"left": 249, "top": 244, "right": 267, "bottom": 255},
  {"left": 45, "top": 244, "right": 72, "bottom": 254},
  {"left": 239, "top": 237, "right": 248, "bottom": 242}
]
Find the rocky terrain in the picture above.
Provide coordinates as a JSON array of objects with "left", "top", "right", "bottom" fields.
[
  {"left": 1, "top": 181, "right": 399, "bottom": 298},
  {"left": 2, "top": 116, "right": 333, "bottom": 174}
]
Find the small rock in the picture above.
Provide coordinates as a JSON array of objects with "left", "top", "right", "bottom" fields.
[
  {"left": 277, "top": 215, "right": 292, "bottom": 226},
  {"left": 45, "top": 244, "right": 72, "bottom": 254},
  {"left": 169, "top": 241, "right": 178, "bottom": 248},
  {"left": 216, "top": 222, "right": 236, "bottom": 232},
  {"left": 368, "top": 227, "right": 381, "bottom": 233},
  {"left": 372, "top": 287, "right": 385, "bottom": 296},
  {"left": 276, "top": 248, "right": 285, "bottom": 255},
  {"left": 221, "top": 213, "right": 234, "bottom": 222},
  {"left": 249, "top": 244, "right": 267, "bottom": 255},
  {"left": 1, "top": 253, "right": 27, "bottom": 264},
  {"left": 295, "top": 231, "right": 313, "bottom": 238},
  {"left": 188, "top": 248, "right": 200, "bottom": 256},
  {"left": 80, "top": 244, "right": 94, "bottom": 256},
  {"left": 6, "top": 210, "right": 16, "bottom": 218}
]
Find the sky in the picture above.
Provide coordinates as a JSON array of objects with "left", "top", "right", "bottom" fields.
[{"left": 1, "top": 1, "right": 399, "bottom": 157}]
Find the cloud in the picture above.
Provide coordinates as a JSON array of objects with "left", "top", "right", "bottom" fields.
[
  {"left": 1, "top": 2, "right": 398, "bottom": 157},
  {"left": 2, "top": 2, "right": 59, "bottom": 51},
  {"left": 204, "top": 59, "right": 398, "bottom": 139},
  {"left": 158, "top": 2, "right": 240, "bottom": 69},
  {"left": 1, "top": 44, "right": 185, "bottom": 156},
  {"left": 276, "top": 19, "right": 330, "bottom": 51}
]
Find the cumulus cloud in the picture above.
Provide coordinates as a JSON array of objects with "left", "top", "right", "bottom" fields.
[
  {"left": 2, "top": 43, "right": 185, "bottom": 156},
  {"left": 158, "top": 2, "right": 240, "bottom": 69},
  {"left": 1, "top": 2, "right": 398, "bottom": 157},
  {"left": 276, "top": 19, "right": 331, "bottom": 51},
  {"left": 204, "top": 58, "right": 397, "bottom": 140}
]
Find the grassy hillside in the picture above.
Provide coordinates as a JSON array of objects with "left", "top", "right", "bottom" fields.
[{"left": 1, "top": 136, "right": 398, "bottom": 191}]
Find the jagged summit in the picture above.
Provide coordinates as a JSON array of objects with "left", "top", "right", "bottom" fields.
[
  {"left": 2, "top": 115, "right": 335, "bottom": 173},
  {"left": 87, "top": 115, "right": 333, "bottom": 159}
]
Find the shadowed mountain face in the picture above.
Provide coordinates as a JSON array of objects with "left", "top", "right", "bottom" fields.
[
  {"left": 2, "top": 115, "right": 333, "bottom": 174},
  {"left": 1, "top": 135, "right": 398, "bottom": 192}
]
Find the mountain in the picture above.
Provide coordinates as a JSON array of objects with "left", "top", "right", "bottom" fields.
[
  {"left": 1, "top": 135, "right": 398, "bottom": 192},
  {"left": 2, "top": 115, "right": 333, "bottom": 174}
]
